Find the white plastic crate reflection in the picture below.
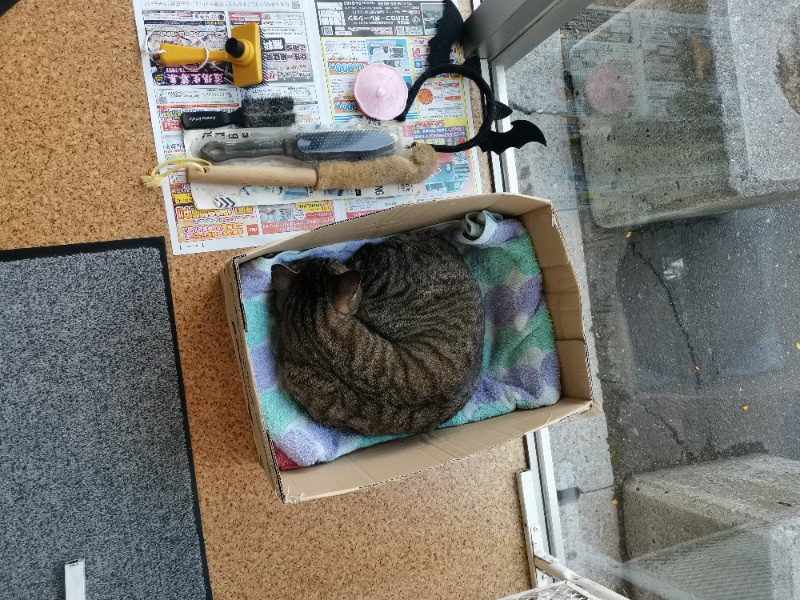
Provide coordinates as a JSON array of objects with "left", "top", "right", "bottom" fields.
[{"left": 500, "top": 581, "right": 604, "bottom": 600}]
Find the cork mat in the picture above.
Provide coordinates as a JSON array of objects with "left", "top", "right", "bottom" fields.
[{"left": 0, "top": 1, "right": 528, "bottom": 598}]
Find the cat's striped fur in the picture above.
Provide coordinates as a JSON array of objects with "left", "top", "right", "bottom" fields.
[{"left": 272, "top": 231, "right": 484, "bottom": 435}]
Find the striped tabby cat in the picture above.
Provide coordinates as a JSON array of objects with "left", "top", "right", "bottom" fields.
[{"left": 272, "top": 230, "right": 484, "bottom": 435}]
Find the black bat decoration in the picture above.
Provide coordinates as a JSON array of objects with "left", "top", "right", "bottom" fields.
[
  {"left": 477, "top": 120, "right": 548, "bottom": 154},
  {"left": 427, "top": 0, "right": 464, "bottom": 68},
  {"left": 403, "top": 0, "right": 547, "bottom": 156},
  {"left": 493, "top": 100, "right": 513, "bottom": 121}
]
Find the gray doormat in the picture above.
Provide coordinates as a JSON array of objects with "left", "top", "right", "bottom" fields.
[{"left": 0, "top": 238, "right": 211, "bottom": 599}]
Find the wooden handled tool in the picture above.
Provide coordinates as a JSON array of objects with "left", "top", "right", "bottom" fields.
[
  {"left": 142, "top": 144, "right": 438, "bottom": 191},
  {"left": 188, "top": 165, "right": 319, "bottom": 187}
]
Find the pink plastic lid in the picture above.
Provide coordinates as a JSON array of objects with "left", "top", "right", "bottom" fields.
[{"left": 353, "top": 63, "right": 409, "bottom": 121}]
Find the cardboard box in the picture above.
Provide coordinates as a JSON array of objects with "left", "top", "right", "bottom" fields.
[{"left": 221, "top": 193, "right": 593, "bottom": 503}]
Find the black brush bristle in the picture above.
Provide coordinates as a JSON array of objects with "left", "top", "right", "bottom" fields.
[{"left": 241, "top": 97, "right": 296, "bottom": 128}]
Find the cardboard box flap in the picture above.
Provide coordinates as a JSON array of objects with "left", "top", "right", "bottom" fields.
[
  {"left": 223, "top": 257, "right": 249, "bottom": 330},
  {"left": 238, "top": 193, "right": 553, "bottom": 260},
  {"left": 542, "top": 263, "right": 580, "bottom": 294},
  {"left": 547, "top": 291, "right": 584, "bottom": 341},
  {"left": 521, "top": 205, "right": 570, "bottom": 268},
  {"left": 557, "top": 340, "right": 592, "bottom": 401},
  {"left": 280, "top": 397, "right": 590, "bottom": 503}
]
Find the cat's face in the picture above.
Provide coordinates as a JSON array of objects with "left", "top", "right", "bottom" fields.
[{"left": 272, "top": 259, "right": 362, "bottom": 316}]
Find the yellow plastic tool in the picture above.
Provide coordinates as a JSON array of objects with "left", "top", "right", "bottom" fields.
[{"left": 158, "top": 23, "right": 263, "bottom": 87}]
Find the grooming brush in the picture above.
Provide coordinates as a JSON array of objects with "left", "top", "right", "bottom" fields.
[
  {"left": 197, "top": 128, "right": 398, "bottom": 163},
  {"left": 142, "top": 144, "right": 438, "bottom": 190},
  {"left": 189, "top": 143, "right": 436, "bottom": 189},
  {"left": 181, "top": 97, "right": 295, "bottom": 130}
]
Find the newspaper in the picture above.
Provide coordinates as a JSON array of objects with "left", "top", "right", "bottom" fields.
[{"left": 134, "top": 0, "right": 481, "bottom": 254}]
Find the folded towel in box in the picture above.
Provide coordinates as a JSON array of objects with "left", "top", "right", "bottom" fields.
[{"left": 239, "top": 211, "right": 560, "bottom": 469}]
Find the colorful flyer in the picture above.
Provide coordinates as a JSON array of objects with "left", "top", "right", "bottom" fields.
[{"left": 133, "top": 0, "right": 482, "bottom": 254}]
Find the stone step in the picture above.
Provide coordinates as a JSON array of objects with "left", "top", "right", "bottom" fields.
[{"left": 621, "top": 454, "right": 800, "bottom": 599}]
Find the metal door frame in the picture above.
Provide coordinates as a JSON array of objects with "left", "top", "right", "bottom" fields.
[{"left": 464, "top": 0, "right": 592, "bottom": 67}]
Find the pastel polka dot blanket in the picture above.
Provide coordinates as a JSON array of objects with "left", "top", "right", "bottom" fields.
[{"left": 238, "top": 211, "right": 560, "bottom": 469}]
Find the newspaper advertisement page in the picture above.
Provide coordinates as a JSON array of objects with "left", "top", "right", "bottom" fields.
[
  {"left": 316, "top": 0, "right": 482, "bottom": 201},
  {"left": 133, "top": 0, "right": 480, "bottom": 254},
  {"left": 136, "top": 0, "right": 336, "bottom": 253},
  {"left": 344, "top": 197, "right": 412, "bottom": 218}
]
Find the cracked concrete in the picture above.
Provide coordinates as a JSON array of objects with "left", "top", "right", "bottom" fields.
[
  {"left": 586, "top": 199, "right": 800, "bottom": 487},
  {"left": 641, "top": 404, "right": 689, "bottom": 461},
  {"left": 626, "top": 239, "right": 702, "bottom": 389},
  {"left": 509, "top": 2, "right": 800, "bottom": 596}
]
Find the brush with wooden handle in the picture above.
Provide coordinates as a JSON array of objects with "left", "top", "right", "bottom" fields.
[{"left": 141, "top": 143, "right": 437, "bottom": 191}]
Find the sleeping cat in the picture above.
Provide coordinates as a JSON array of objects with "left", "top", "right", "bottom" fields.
[{"left": 271, "top": 230, "right": 484, "bottom": 436}]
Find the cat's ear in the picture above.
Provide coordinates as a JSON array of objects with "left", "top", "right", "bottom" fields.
[
  {"left": 271, "top": 264, "right": 298, "bottom": 313},
  {"left": 331, "top": 270, "right": 362, "bottom": 315}
]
